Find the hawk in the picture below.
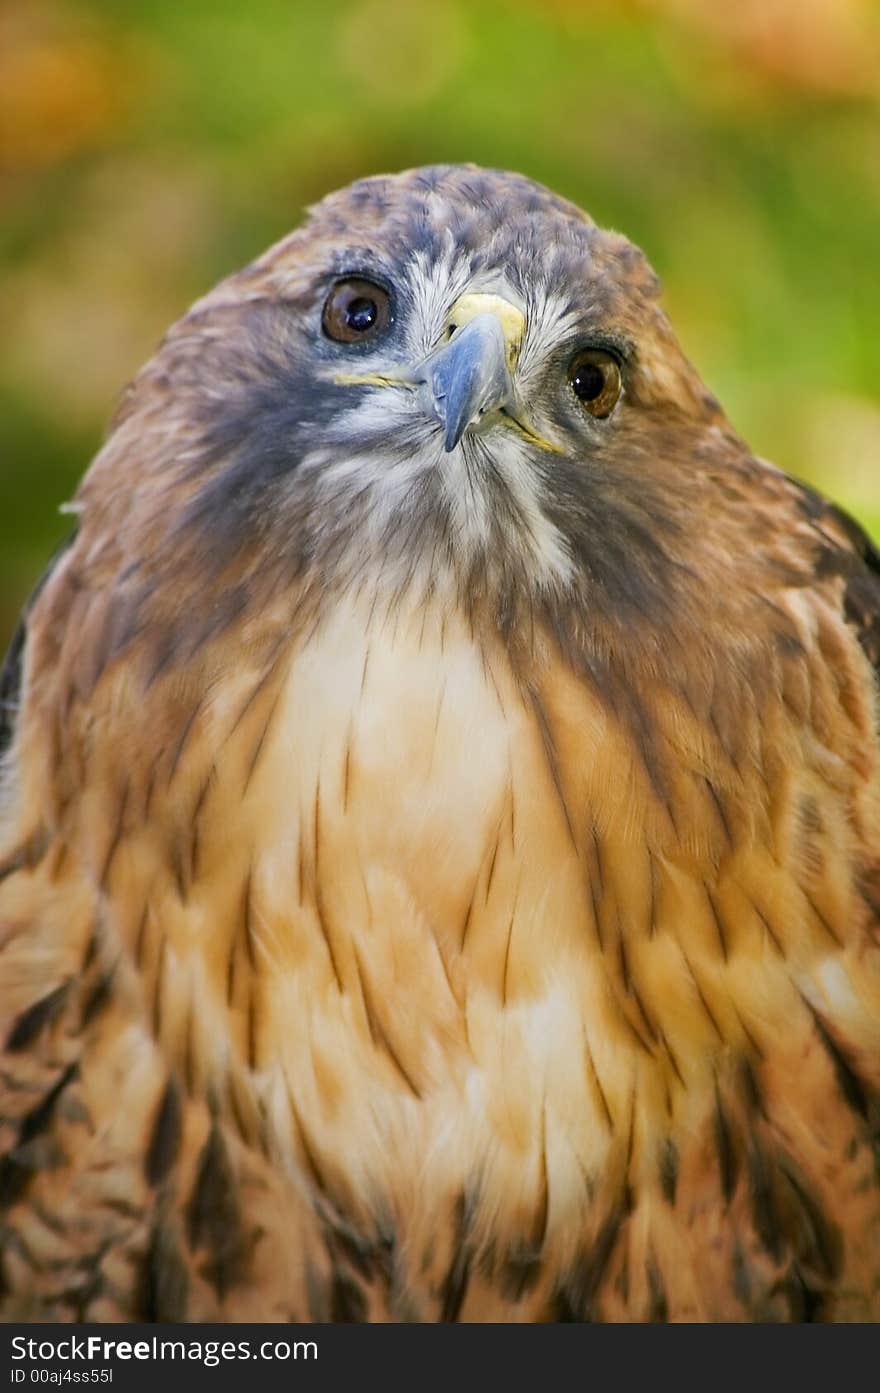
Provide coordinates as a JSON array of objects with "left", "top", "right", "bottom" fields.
[{"left": 1, "top": 165, "right": 879, "bottom": 1323}]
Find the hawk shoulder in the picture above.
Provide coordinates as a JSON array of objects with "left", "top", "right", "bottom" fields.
[
  {"left": 786, "top": 473, "right": 880, "bottom": 680},
  {"left": 0, "top": 533, "right": 77, "bottom": 764}
]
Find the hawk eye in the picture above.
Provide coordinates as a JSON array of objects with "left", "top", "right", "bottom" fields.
[
  {"left": 568, "top": 348, "right": 622, "bottom": 418},
  {"left": 322, "top": 277, "right": 391, "bottom": 343}
]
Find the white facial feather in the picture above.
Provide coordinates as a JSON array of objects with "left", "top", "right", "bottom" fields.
[{"left": 310, "top": 247, "right": 577, "bottom": 593}]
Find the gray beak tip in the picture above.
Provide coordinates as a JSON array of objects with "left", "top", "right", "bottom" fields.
[{"left": 442, "top": 416, "right": 466, "bottom": 453}]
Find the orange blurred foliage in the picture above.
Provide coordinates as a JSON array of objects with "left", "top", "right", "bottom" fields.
[
  {"left": 0, "top": 3, "right": 138, "bottom": 172},
  {"left": 545, "top": 0, "right": 880, "bottom": 98},
  {"left": 665, "top": 0, "right": 880, "bottom": 95}
]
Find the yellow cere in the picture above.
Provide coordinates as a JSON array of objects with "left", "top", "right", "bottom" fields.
[{"left": 446, "top": 293, "right": 526, "bottom": 371}]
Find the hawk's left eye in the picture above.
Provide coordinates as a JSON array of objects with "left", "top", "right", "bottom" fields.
[
  {"left": 322, "top": 278, "right": 392, "bottom": 343},
  {"left": 568, "top": 348, "right": 622, "bottom": 418}
]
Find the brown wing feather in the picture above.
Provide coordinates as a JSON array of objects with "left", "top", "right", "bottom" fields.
[
  {"left": 786, "top": 473, "right": 880, "bottom": 678},
  {"left": 0, "top": 533, "right": 77, "bottom": 762}
]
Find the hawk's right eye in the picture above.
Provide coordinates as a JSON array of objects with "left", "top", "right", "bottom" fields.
[{"left": 322, "top": 278, "right": 392, "bottom": 344}]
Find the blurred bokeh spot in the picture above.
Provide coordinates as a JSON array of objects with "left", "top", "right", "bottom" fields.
[{"left": 2, "top": 0, "right": 879, "bottom": 650}]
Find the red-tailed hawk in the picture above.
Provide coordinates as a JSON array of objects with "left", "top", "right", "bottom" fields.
[{"left": 1, "top": 165, "right": 879, "bottom": 1321}]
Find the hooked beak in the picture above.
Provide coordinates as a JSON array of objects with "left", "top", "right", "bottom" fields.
[
  {"left": 333, "top": 290, "right": 562, "bottom": 453},
  {"left": 427, "top": 310, "right": 516, "bottom": 452}
]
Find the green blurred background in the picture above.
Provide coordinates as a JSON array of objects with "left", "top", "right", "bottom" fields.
[{"left": 2, "top": 0, "right": 879, "bottom": 650}]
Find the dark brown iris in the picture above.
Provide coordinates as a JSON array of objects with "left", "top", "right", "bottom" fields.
[
  {"left": 568, "top": 348, "right": 622, "bottom": 418},
  {"left": 322, "top": 278, "right": 391, "bottom": 343}
]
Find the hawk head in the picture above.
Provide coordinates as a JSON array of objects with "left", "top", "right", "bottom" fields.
[{"left": 73, "top": 163, "right": 737, "bottom": 690}]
